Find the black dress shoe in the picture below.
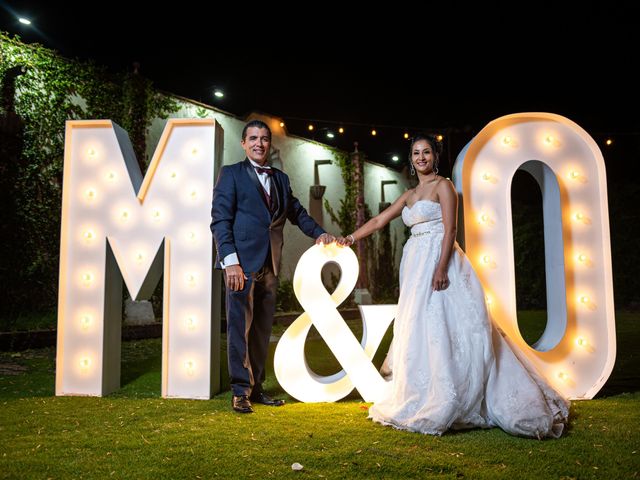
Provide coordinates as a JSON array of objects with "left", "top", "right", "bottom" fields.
[
  {"left": 250, "top": 392, "right": 285, "bottom": 407},
  {"left": 232, "top": 395, "right": 254, "bottom": 413}
]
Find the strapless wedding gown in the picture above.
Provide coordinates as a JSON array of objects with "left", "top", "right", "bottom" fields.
[{"left": 369, "top": 200, "right": 569, "bottom": 438}]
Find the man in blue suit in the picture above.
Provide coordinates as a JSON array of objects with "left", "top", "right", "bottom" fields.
[{"left": 211, "top": 120, "right": 334, "bottom": 413}]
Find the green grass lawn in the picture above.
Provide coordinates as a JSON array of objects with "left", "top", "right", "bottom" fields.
[{"left": 0, "top": 311, "right": 638, "bottom": 479}]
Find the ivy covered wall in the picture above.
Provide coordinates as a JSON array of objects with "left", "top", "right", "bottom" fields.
[{"left": 0, "top": 32, "right": 178, "bottom": 318}]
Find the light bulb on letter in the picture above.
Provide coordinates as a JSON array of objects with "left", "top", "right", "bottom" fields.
[
  {"left": 185, "top": 360, "right": 196, "bottom": 376},
  {"left": 576, "top": 337, "right": 588, "bottom": 348},
  {"left": 81, "top": 272, "right": 94, "bottom": 286},
  {"left": 80, "top": 315, "right": 92, "bottom": 331},
  {"left": 84, "top": 188, "right": 97, "bottom": 201},
  {"left": 82, "top": 229, "right": 96, "bottom": 243},
  {"left": 79, "top": 357, "right": 91, "bottom": 371}
]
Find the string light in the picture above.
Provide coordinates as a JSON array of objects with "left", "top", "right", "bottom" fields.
[{"left": 280, "top": 116, "right": 449, "bottom": 138}]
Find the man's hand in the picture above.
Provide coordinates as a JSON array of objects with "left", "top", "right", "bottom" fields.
[
  {"left": 225, "top": 264, "right": 247, "bottom": 291},
  {"left": 315, "top": 233, "right": 335, "bottom": 245}
]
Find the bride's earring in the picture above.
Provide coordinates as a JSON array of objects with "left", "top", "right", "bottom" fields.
[
  {"left": 410, "top": 163, "right": 415, "bottom": 176},
  {"left": 434, "top": 166, "right": 439, "bottom": 175}
]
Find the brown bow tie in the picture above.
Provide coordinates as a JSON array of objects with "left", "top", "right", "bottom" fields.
[{"left": 255, "top": 167, "right": 274, "bottom": 176}]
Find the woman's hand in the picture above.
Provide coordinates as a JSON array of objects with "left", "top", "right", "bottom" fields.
[
  {"left": 336, "top": 234, "right": 355, "bottom": 247},
  {"left": 432, "top": 267, "right": 450, "bottom": 291}
]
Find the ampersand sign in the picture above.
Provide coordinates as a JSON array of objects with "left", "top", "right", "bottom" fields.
[{"left": 274, "top": 243, "right": 396, "bottom": 403}]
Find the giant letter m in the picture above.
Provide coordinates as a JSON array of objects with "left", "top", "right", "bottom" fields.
[{"left": 56, "top": 119, "right": 223, "bottom": 399}]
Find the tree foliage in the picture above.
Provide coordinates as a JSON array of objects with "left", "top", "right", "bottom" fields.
[
  {"left": 0, "top": 32, "right": 178, "bottom": 318},
  {"left": 323, "top": 151, "right": 399, "bottom": 303}
]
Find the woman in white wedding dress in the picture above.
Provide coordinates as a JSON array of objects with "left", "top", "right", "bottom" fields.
[{"left": 338, "top": 134, "right": 569, "bottom": 438}]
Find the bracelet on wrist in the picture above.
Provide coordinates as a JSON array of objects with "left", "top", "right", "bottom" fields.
[{"left": 347, "top": 234, "right": 355, "bottom": 245}]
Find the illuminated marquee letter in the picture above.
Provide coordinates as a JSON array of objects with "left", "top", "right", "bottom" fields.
[
  {"left": 56, "top": 119, "right": 223, "bottom": 399},
  {"left": 452, "top": 112, "right": 615, "bottom": 399},
  {"left": 274, "top": 244, "right": 396, "bottom": 402}
]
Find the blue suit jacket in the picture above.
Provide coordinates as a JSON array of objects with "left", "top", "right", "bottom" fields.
[{"left": 211, "top": 159, "right": 325, "bottom": 276}]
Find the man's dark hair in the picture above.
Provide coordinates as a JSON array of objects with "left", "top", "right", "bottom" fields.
[{"left": 242, "top": 120, "right": 272, "bottom": 141}]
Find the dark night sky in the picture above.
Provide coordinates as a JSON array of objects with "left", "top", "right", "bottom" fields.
[{"left": 2, "top": 2, "right": 639, "bottom": 180}]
